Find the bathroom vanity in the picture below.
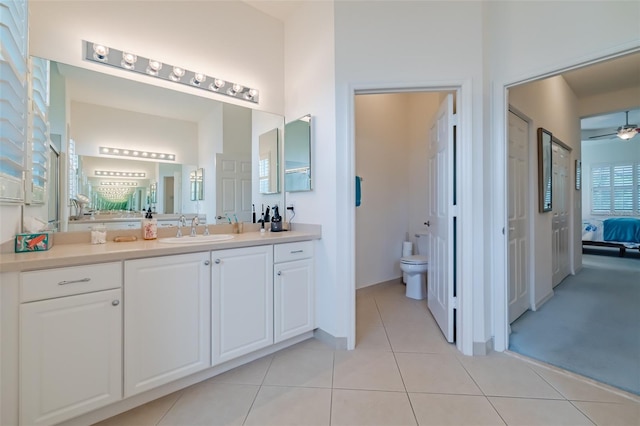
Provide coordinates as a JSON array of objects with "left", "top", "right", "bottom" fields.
[{"left": 0, "top": 227, "right": 319, "bottom": 426}]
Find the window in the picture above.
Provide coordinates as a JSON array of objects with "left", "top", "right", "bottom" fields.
[
  {"left": 259, "top": 156, "right": 270, "bottom": 193},
  {"left": 591, "top": 162, "right": 640, "bottom": 215}
]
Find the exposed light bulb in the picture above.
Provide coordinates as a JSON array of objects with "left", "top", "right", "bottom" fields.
[
  {"left": 92, "top": 44, "right": 109, "bottom": 61},
  {"left": 147, "top": 59, "right": 163, "bottom": 76},
  {"left": 209, "top": 79, "right": 226, "bottom": 91},
  {"left": 121, "top": 52, "right": 137, "bottom": 70},
  {"left": 170, "top": 66, "right": 185, "bottom": 82},
  {"left": 191, "top": 73, "right": 206, "bottom": 86}
]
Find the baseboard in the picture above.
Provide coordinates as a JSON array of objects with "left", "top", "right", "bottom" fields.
[
  {"left": 314, "top": 328, "right": 348, "bottom": 350},
  {"left": 532, "top": 290, "right": 554, "bottom": 311},
  {"left": 473, "top": 337, "right": 494, "bottom": 355}
]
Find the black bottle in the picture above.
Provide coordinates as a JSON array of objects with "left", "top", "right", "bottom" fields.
[{"left": 271, "top": 205, "right": 282, "bottom": 232}]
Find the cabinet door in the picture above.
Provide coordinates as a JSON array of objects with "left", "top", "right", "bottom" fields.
[
  {"left": 20, "top": 289, "right": 122, "bottom": 426},
  {"left": 124, "top": 252, "right": 210, "bottom": 397},
  {"left": 274, "top": 258, "right": 315, "bottom": 343},
  {"left": 212, "top": 245, "right": 273, "bottom": 365}
]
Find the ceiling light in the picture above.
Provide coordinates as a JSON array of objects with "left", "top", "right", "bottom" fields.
[
  {"left": 618, "top": 128, "right": 638, "bottom": 140},
  {"left": 95, "top": 170, "right": 146, "bottom": 178},
  {"left": 84, "top": 40, "right": 259, "bottom": 104},
  {"left": 100, "top": 181, "right": 138, "bottom": 186}
]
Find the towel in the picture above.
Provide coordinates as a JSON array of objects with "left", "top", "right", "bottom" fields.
[{"left": 355, "top": 176, "right": 362, "bottom": 207}]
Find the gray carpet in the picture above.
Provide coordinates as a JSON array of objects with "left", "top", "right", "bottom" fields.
[{"left": 509, "top": 253, "right": 640, "bottom": 395}]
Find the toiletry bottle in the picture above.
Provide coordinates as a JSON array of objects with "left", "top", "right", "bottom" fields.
[
  {"left": 264, "top": 206, "right": 271, "bottom": 223},
  {"left": 142, "top": 208, "right": 157, "bottom": 240},
  {"left": 271, "top": 205, "right": 282, "bottom": 232}
]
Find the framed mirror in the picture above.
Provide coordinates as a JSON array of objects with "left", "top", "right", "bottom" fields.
[
  {"left": 190, "top": 168, "right": 204, "bottom": 201},
  {"left": 538, "top": 127, "right": 553, "bottom": 212},
  {"left": 258, "top": 128, "right": 280, "bottom": 194},
  {"left": 284, "top": 114, "right": 312, "bottom": 192}
]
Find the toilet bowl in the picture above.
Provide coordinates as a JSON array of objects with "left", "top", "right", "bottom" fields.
[{"left": 399, "top": 233, "right": 428, "bottom": 300}]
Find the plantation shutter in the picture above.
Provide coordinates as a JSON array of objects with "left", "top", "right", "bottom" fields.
[
  {"left": 591, "top": 165, "right": 611, "bottom": 213},
  {"left": 612, "top": 164, "right": 633, "bottom": 212}
]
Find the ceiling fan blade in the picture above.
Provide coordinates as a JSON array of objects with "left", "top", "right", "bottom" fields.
[{"left": 588, "top": 133, "right": 618, "bottom": 140}]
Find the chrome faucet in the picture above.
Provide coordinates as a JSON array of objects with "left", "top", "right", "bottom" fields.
[
  {"left": 190, "top": 216, "right": 199, "bottom": 237},
  {"left": 176, "top": 215, "right": 187, "bottom": 237}
]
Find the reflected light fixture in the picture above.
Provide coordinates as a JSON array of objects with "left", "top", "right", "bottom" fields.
[
  {"left": 84, "top": 40, "right": 259, "bottom": 104},
  {"left": 100, "top": 181, "right": 139, "bottom": 186},
  {"left": 95, "top": 170, "right": 146, "bottom": 178},
  {"left": 100, "top": 146, "right": 175, "bottom": 161}
]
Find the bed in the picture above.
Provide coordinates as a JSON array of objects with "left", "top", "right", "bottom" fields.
[{"left": 582, "top": 217, "right": 640, "bottom": 257}]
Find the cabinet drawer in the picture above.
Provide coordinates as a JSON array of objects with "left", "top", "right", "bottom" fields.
[
  {"left": 274, "top": 241, "right": 313, "bottom": 263},
  {"left": 21, "top": 262, "right": 122, "bottom": 303}
]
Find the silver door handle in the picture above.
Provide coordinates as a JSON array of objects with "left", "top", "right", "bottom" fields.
[
  {"left": 290, "top": 250, "right": 304, "bottom": 254},
  {"left": 214, "top": 259, "right": 221, "bottom": 264},
  {"left": 112, "top": 300, "right": 120, "bottom": 306},
  {"left": 58, "top": 278, "right": 91, "bottom": 286},
  {"left": 204, "top": 260, "right": 210, "bottom": 266},
  {"left": 277, "top": 271, "right": 282, "bottom": 276}
]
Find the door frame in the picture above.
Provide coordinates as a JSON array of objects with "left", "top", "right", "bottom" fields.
[
  {"left": 345, "top": 80, "right": 474, "bottom": 355},
  {"left": 492, "top": 47, "right": 640, "bottom": 352}
]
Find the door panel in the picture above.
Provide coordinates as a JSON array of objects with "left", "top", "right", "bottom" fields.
[
  {"left": 508, "top": 111, "right": 530, "bottom": 323},
  {"left": 552, "top": 143, "right": 570, "bottom": 287},
  {"left": 426, "top": 94, "right": 454, "bottom": 342},
  {"left": 216, "top": 154, "right": 252, "bottom": 223}
]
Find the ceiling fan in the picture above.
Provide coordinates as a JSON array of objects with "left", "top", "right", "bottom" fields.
[{"left": 588, "top": 111, "right": 639, "bottom": 141}]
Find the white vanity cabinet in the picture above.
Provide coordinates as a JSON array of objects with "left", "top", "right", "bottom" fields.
[
  {"left": 273, "top": 241, "right": 315, "bottom": 343},
  {"left": 19, "top": 263, "right": 123, "bottom": 426},
  {"left": 211, "top": 245, "right": 273, "bottom": 365},
  {"left": 124, "top": 252, "right": 211, "bottom": 397}
]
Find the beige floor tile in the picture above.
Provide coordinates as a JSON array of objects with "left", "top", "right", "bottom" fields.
[
  {"left": 396, "top": 353, "right": 482, "bottom": 394},
  {"left": 533, "top": 366, "right": 639, "bottom": 404},
  {"left": 331, "top": 389, "right": 416, "bottom": 426},
  {"left": 263, "top": 347, "right": 334, "bottom": 387},
  {"left": 356, "top": 302, "right": 383, "bottom": 327},
  {"left": 158, "top": 382, "right": 258, "bottom": 426},
  {"left": 244, "top": 386, "right": 331, "bottom": 426},
  {"left": 573, "top": 400, "right": 640, "bottom": 426},
  {"left": 355, "top": 323, "right": 392, "bottom": 351},
  {"left": 386, "top": 321, "right": 458, "bottom": 354},
  {"left": 376, "top": 299, "right": 435, "bottom": 326},
  {"left": 210, "top": 354, "right": 273, "bottom": 385},
  {"left": 409, "top": 393, "right": 505, "bottom": 426},
  {"left": 94, "top": 391, "right": 182, "bottom": 426},
  {"left": 459, "top": 354, "right": 564, "bottom": 399},
  {"left": 333, "top": 350, "right": 405, "bottom": 391},
  {"left": 489, "top": 397, "right": 595, "bottom": 426}
]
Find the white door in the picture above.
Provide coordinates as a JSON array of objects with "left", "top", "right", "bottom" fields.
[
  {"left": 508, "top": 111, "right": 530, "bottom": 323},
  {"left": 216, "top": 154, "right": 252, "bottom": 223},
  {"left": 426, "top": 94, "right": 455, "bottom": 342},
  {"left": 552, "top": 143, "right": 571, "bottom": 287},
  {"left": 274, "top": 258, "right": 315, "bottom": 343}
]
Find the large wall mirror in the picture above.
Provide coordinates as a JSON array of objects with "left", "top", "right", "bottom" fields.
[
  {"left": 40, "top": 58, "right": 284, "bottom": 230},
  {"left": 284, "top": 114, "right": 312, "bottom": 192}
]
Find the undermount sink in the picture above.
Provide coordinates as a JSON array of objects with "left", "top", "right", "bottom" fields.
[{"left": 158, "top": 234, "right": 235, "bottom": 244}]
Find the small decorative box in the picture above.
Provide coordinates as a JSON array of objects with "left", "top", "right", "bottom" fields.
[{"left": 15, "top": 232, "right": 53, "bottom": 253}]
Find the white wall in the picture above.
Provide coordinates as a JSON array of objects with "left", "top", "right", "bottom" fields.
[
  {"left": 509, "top": 75, "right": 581, "bottom": 309},
  {"left": 283, "top": 1, "right": 338, "bottom": 338}
]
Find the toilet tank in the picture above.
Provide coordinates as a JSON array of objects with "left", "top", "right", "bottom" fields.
[{"left": 415, "top": 232, "right": 429, "bottom": 256}]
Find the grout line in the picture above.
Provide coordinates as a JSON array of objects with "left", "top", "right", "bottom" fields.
[
  {"left": 155, "top": 390, "right": 186, "bottom": 425},
  {"left": 241, "top": 355, "right": 275, "bottom": 425},
  {"left": 484, "top": 395, "right": 509, "bottom": 426},
  {"left": 566, "top": 400, "right": 599, "bottom": 426}
]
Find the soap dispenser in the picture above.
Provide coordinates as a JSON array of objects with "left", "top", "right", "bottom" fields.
[
  {"left": 270, "top": 205, "right": 282, "bottom": 232},
  {"left": 142, "top": 207, "right": 157, "bottom": 240}
]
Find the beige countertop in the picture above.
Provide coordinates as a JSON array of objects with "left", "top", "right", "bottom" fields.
[{"left": 0, "top": 224, "right": 321, "bottom": 273}]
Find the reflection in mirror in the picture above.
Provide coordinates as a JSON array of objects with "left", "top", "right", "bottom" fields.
[
  {"left": 284, "top": 115, "right": 312, "bottom": 192},
  {"left": 538, "top": 128, "right": 553, "bottom": 212},
  {"left": 190, "top": 168, "right": 204, "bottom": 201},
  {"left": 258, "top": 128, "right": 279, "bottom": 194},
  {"left": 38, "top": 58, "right": 284, "bottom": 230}
]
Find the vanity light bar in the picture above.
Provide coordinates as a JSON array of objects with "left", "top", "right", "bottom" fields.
[
  {"left": 95, "top": 170, "right": 146, "bottom": 178},
  {"left": 84, "top": 41, "right": 260, "bottom": 104},
  {"left": 100, "top": 146, "right": 175, "bottom": 161},
  {"left": 99, "top": 181, "right": 138, "bottom": 187}
]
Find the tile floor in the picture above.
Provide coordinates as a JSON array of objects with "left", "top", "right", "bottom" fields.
[{"left": 96, "top": 280, "right": 640, "bottom": 425}]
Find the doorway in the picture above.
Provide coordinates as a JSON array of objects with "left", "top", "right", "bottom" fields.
[
  {"left": 352, "top": 88, "right": 463, "bottom": 351},
  {"left": 163, "top": 176, "right": 174, "bottom": 214}
]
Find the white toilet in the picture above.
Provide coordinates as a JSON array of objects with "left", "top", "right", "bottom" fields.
[{"left": 400, "top": 233, "right": 428, "bottom": 300}]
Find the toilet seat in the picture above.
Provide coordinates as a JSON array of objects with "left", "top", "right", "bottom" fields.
[{"left": 400, "top": 255, "right": 428, "bottom": 265}]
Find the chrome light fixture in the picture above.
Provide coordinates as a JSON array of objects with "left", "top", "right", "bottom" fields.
[
  {"left": 84, "top": 41, "right": 259, "bottom": 104},
  {"left": 100, "top": 181, "right": 139, "bottom": 186},
  {"left": 100, "top": 146, "right": 175, "bottom": 161},
  {"left": 95, "top": 170, "right": 146, "bottom": 178}
]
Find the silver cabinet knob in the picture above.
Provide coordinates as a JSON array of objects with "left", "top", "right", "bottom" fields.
[
  {"left": 112, "top": 300, "right": 120, "bottom": 306},
  {"left": 204, "top": 260, "right": 210, "bottom": 266},
  {"left": 214, "top": 259, "right": 221, "bottom": 264},
  {"left": 277, "top": 271, "right": 282, "bottom": 276}
]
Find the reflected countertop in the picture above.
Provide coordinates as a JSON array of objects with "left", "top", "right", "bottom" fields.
[{"left": 0, "top": 223, "right": 320, "bottom": 273}]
